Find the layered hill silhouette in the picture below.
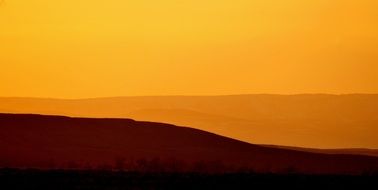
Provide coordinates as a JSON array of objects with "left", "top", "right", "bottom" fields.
[
  {"left": 263, "top": 145, "right": 378, "bottom": 158},
  {"left": 0, "top": 94, "right": 377, "bottom": 149},
  {"left": 1, "top": 113, "right": 378, "bottom": 174}
]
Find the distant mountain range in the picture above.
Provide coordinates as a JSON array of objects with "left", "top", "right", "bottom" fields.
[
  {"left": 1, "top": 113, "right": 378, "bottom": 174},
  {"left": 0, "top": 94, "right": 377, "bottom": 148}
]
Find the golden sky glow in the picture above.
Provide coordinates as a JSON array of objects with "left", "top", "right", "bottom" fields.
[{"left": 1, "top": 0, "right": 377, "bottom": 98}]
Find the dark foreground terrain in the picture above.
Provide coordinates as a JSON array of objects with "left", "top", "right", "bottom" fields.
[
  {"left": 1, "top": 113, "right": 378, "bottom": 174},
  {"left": 1, "top": 113, "right": 378, "bottom": 189},
  {"left": 0, "top": 169, "right": 377, "bottom": 190}
]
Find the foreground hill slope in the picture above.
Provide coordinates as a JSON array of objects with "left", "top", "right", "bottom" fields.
[
  {"left": 0, "top": 113, "right": 377, "bottom": 174},
  {"left": 0, "top": 94, "right": 377, "bottom": 148}
]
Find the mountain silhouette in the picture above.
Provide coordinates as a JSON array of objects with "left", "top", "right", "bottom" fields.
[
  {"left": 0, "top": 94, "right": 377, "bottom": 148},
  {"left": 0, "top": 113, "right": 377, "bottom": 174}
]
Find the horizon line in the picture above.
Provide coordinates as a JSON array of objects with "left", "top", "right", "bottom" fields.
[{"left": 0, "top": 93, "right": 377, "bottom": 100}]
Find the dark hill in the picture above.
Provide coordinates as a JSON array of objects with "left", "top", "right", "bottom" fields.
[
  {"left": 0, "top": 113, "right": 377, "bottom": 174},
  {"left": 1, "top": 94, "right": 377, "bottom": 149}
]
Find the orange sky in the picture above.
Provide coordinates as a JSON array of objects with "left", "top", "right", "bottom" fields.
[{"left": 1, "top": 0, "right": 377, "bottom": 98}]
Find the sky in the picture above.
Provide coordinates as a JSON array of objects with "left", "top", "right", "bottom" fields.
[{"left": 0, "top": 0, "right": 377, "bottom": 98}]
